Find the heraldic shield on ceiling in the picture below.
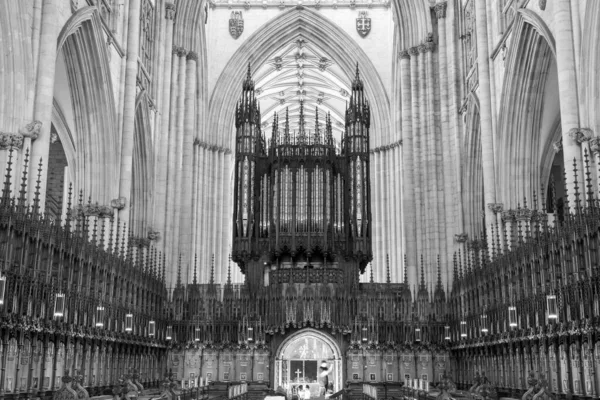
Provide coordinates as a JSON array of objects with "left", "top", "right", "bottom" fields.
[
  {"left": 229, "top": 11, "right": 244, "bottom": 39},
  {"left": 356, "top": 11, "right": 371, "bottom": 38}
]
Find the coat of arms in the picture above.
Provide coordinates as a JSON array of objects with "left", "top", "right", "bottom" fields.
[
  {"left": 229, "top": 11, "right": 244, "bottom": 39},
  {"left": 356, "top": 11, "right": 371, "bottom": 38}
]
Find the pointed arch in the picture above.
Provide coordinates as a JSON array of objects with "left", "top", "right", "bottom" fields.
[
  {"left": 131, "top": 91, "right": 155, "bottom": 237},
  {"left": 56, "top": 6, "right": 119, "bottom": 204},
  {"left": 208, "top": 6, "right": 390, "bottom": 149},
  {"left": 496, "top": 14, "right": 558, "bottom": 209}
]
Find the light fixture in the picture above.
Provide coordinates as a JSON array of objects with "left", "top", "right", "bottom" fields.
[
  {"left": 148, "top": 320, "right": 156, "bottom": 337},
  {"left": 125, "top": 313, "right": 133, "bottom": 332},
  {"left": 195, "top": 327, "right": 201, "bottom": 342},
  {"left": 0, "top": 275, "right": 6, "bottom": 306},
  {"left": 95, "top": 305, "right": 105, "bottom": 328},
  {"left": 547, "top": 295, "right": 558, "bottom": 320},
  {"left": 508, "top": 306, "right": 518, "bottom": 328},
  {"left": 247, "top": 326, "right": 254, "bottom": 341},
  {"left": 444, "top": 326, "right": 450, "bottom": 340},
  {"left": 166, "top": 325, "right": 173, "bottom": 341},
  {"left": 362, "top": 326, "right": 368, "bottom": 342},
  {"left": 415, "top": 328, "right": 421, "bottom": 342},
  {"left": 54, "top": 293, "right": 65, "bottom": 318},
  {"left": 460, "top": 320, "right": 467, "bottom": 338},
  {"left": 480, "top": 314, "right": 488, "bottom": 333}
]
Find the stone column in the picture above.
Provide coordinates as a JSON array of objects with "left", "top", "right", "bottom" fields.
[
  {"left": 436, "top": 1, "right": 454, "bottom": 288},
  {"left": 170, "top": 49, "right": 188, "bottom": 283},
  {"left": 117, "top": 0, "right": 142, "bottom": 226},
  {"left": 418, "top": 43, "right": 430, "bottom": 259},
  {"left": 155, "top": 2, "right": 176, "bottom": 256},
  {"left": 165, "top": 46, "right": 181, "bottom": 287},
  {"left": 29, "top": 0, "right": 60, "bottom": 208},
  {"left": 408, "top": 46, "right": 420, "bottom": 290},
  {"left": 179, "top": 51, "right": 197, "bottom": 284},
  {"left": 474, "top": 0, "right": 498, "bottom": 244},
  {"left": 554, "top": 0, "right": 584, "bottom": 206},
  {"left": 399, "top": 50, "right": 414, "bottom": 285}
]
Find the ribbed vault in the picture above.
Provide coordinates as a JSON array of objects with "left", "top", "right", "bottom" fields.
[{"left": 207, "top": 6, "right": 391, "bottom": 150}]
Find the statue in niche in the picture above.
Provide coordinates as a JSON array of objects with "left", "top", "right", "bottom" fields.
[
  {"left": 318, "top": 360, "right": 333, "bottom": 397},
  {"left": 532, "top": 374, "right": 552, "bottom": 400}
]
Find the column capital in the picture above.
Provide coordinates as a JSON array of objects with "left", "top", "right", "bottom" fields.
[
  {"left": 418, "top": 43, "right": 428, "bottom": 53},
  {"left": 0, "top": 132, "right": 24, "bottom": 150},
  {"left": 165, "top": 2, "right": 176, "bottom": 20},
  {"left": 175, "top": 46, "right": 187, "bottom": 57},
  {"left": 111, "top": 197, "right": 127, "bottom": 210},
  {"left": 487, "top": 203, "right": 504, "bottom": 214},
  {"left": 408, "top": 46, "right": 420, "bottom": 56},
  {"left": 19, "top": 120, "right": 42, "bottom": 139},
  {"left": 553, "top": 137, "right": 562, "bottom": 153},
  {"left": 399, "top": 50, "right": 410, "bottom": 59},
  {"left": 567, "top": 127, "right": 593, "bottom": 144},
  {"left": 434, "top": 2, "right": 447, "bottom": 19},
  {"left": 186, "top": 51, "right": 199, "bottom": 62},
  {"left": 589, "top": 137, "right": 600, "bottom": 155},
  {"left": 424, "top": 41, "right": 436, "bottom": 52},
  {"left": 454, "top": 233, "right": 468, "bottom": 243},
  {"left": 501, "top": 209, "right": 515, "bottom": 222},
  {"left": 148, "top": 229, "right": 160, "bottom": 241}
]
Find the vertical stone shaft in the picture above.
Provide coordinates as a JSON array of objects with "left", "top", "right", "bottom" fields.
[
  {"left": 165, "top": 47, "right": 180, "bottom": 287},
  {"left": 171, "top": 51, "right": 187, "bottom": 281},
  {"left": 399, "top": 51, "right": 414, "bottom": 285},
  {"left": 117, "top": 0, "right": 142, "bottom": 226},
  {"left": 554, "top": 0, "right": 583, "bottom": 205},
  {"left": 29, "top": 0, "right": 60, "bottom": 207},
  {"left": 418, "top": 44, "right": 429, "bottom": 258},
  {"left": 179, "top": 52, "right": 197, "bottom": 284},
  {"left": 474, "top": 0, "right": 497, "bottom": 241},
  {"left": 437, "top": 1, "right": 453, "bottom": 288},
  {"left": 409, "top": 47, "right": 420, "bottom": 289},
  {"left": 155, "top": 3, "right": 176, "bottom": 256}
]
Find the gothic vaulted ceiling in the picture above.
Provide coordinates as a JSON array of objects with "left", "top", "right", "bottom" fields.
[{"left": 253, "top": 37, "right": 352, "bottom": 143}]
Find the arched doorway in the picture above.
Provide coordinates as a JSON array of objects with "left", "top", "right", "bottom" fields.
[{"left": 274, "top": 329, "right": 342, "bottom": 399}]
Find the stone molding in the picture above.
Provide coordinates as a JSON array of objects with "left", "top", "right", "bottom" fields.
[
  {"left": 176, "top": 47, "right": 187, "bottom": 57},
  {"left": 434, "top": 2, "right": 447, "bottom": 19},
  {"left": 194, "top": 139, "right": 232, "bottom": 154},
  {"left": 408, "top": 46, "right": 419, "bottom": 56},
  {"left": 370, "top": 139, "right": 402, "bottom": 153},
  {"left": 165, "top": 2, "right": 176, "bottom": 20}
]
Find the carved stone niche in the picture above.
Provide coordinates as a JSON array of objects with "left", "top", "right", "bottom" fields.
[
  {"left": 111, "top": 197, "right": 126, "bottom": 210},
  {"left": 568, "top": 128, "right": 593, "bottom": 144}
]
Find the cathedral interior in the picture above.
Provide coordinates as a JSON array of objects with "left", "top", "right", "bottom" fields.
[{"left": 1, "top": 1, "right": 600, "bottom": 400}]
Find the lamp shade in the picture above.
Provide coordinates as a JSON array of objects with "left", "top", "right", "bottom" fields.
[
  {"left": 508, "top": 306, "right": 518, "bottom": 327},
  {"left": 480, "top": 314, "right": 488, "bottom": 333},
  {"left": 444, "top": 326, "right": 450, "bottom": 340},
  {"left": 125, "top": 313, "right": 133, "bottom": 332},
  {"left": 547, "top": 295, "right": 558, "bottom": 320},
  {"left": 460, "top": 320, "right": 467, "bottom": 338},
  {"left": 0, "top": 275, "right": 6, "bottom": 306},
  {"left": 54, "top": 293, "right": 65, "bottom": 318},
  {"left": 95, "top": 305, "right": 105, "bottom": 328},
  {"left": 148, "top": 320, "right": 156, "bottom": 337},
  {"left": 166, "top": 325, "right": 173, "bottom": 340}
]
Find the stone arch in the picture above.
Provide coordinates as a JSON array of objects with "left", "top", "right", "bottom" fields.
[
  {"left": 462, "top": 94, "right": 483, "bottom": 237},
  {"left": 208, "top": 6, "right": 391, "bottom": 150},
  {"left": 56, "top": 6, "right": 119, "bottom": 205},
  {"left": 391, "top": 0, "right": 432, "bottom": 49},
  {"left": 580, "top": 2, "right": 600, "bottom": 136},
  {"left": 131, "top": 91, "right": 155, "bottom": 237},
  {"left": 275, "top": 328, "right": 343, "bottom": 393},
  {"left": 496, "top": 13, "right": 558, "bottom": 209}
]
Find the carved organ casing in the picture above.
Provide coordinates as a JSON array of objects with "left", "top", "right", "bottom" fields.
[{"left": 232, "top": 66, "right": 372, "bottom": 283}]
